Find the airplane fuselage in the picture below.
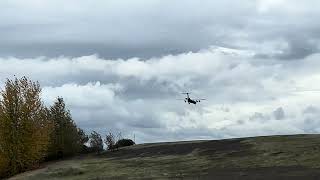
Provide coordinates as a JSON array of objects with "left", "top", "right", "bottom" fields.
[
  {"left": 181, "top": 92, "right": 204, "bottom": 105},
  {"left": 185, "top": 98, "right": 197, "bottom": 104}
]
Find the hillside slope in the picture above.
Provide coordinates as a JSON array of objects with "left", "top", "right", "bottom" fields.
[{"left": 10, "top": 134, "right": 320, "bottom": 180}]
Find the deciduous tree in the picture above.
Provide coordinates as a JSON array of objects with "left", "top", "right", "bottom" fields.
[
  {"left": 0, "top": 77, "right": 51, "bottom": 177},
  {"left": 90, "top": 131, "right": 103, "bottom": 153},
  {"left": 105, "top": 132, "right": 116, "bottom": 151}
]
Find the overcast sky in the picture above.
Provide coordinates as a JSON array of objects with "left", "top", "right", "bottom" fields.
[{"left": 1, "top": 0, "right": 320, "bottom": 143}]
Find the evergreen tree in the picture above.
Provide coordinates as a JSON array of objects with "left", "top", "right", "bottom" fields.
[{"left": 47, "top": 97, "right": 83, "bottom": 159}]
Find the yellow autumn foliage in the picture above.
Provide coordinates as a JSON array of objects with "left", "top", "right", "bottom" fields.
[{"left": 0, "top": 77, "right": 52, "bottom": 177}]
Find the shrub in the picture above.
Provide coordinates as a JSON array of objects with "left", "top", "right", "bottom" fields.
[{"left": 115, "top": 139, "right": 135, "bottom": 148}]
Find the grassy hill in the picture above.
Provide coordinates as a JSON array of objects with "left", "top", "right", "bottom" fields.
[{"left": 10, "top": 134, "right": 320, "bottom": 180}]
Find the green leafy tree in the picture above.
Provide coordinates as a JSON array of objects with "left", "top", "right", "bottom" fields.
[{"left": 0, "top": 77, "right": 51, "bottom": 177}]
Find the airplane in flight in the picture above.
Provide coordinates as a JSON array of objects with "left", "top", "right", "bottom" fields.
[{"left": 179, "top": 92, "right": 205, "bottom": 105}]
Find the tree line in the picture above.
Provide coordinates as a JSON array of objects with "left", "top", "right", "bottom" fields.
[{"left": 0, "top": 77, "right": 134, "bottom": 178}]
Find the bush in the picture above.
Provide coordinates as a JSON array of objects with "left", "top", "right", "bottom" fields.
[{"left": 115, "top": 139, "right": 135, "bottom": 148}]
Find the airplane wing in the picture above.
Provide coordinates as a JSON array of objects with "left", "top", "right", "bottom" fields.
[{"left": 195, "top": 99, "right": 206, "bottom": 102}]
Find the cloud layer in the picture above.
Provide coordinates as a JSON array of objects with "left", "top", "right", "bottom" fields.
[
  {"left": 1, "top": 47, "right": 320, "bottom": 143},
  {"left": 1, "top": 0, "right": 320, "bottom": 58}
]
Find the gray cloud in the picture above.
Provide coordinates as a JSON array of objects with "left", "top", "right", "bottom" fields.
[
  {"left": 1, "top": 0, "right": 320, "bottom": 59},
  {"left": 273, "top": 107, "right": 285, "bottom": 120}
]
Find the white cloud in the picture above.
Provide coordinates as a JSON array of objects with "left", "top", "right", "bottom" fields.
[{"left": 42, "top": 82, "right": 122, "bottom": 108}]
